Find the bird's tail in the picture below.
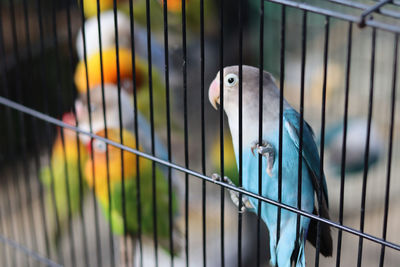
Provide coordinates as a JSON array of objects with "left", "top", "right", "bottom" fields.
[
  {"left": 295, "top": 236, "right": 306, "bottom": 267},
  {"left": 306, "top": 206, "right": 333, "bottom": 257},
  {"left": 290, "top": 229, "right": 306, "bottom": 267},
  {"left": 275, "top": 222, "right": 306, "bottom": 267}
]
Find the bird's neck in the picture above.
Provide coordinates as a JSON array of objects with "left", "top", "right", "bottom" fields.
[
  {"left": 227, "top": 110, "right": 263, "bottom": 156},
  {"left": 227, "top": 104, "right": 289, "bottom": 157}
]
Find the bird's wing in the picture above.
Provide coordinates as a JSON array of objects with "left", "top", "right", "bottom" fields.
[
  {"left": 283, "top": 108, "right": 329, "bottom": 208},
  {"left": 283, "top": 109, "right": 333, "bottom": 256}
]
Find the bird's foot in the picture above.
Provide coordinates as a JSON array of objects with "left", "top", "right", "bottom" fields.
[
  {"left": 251, "top": 141, "right": 275, "bottom": 177},
  {"left": 211, "top": 173, "right": 254, "bottom": 212}
]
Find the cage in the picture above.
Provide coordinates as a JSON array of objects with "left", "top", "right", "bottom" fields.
[{"left": 0, "top": 0, "right": 399, "bottom": 266}]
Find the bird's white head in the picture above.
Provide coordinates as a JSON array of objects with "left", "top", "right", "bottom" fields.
[
  {"left": 208, "top": 65, "right": 285, "bottom": 147},
  {"left": 209, "top": 65, "right": 280, "bottom": 116},
  {"left": 75, "top": 84, "right": 135, "bottom": 144}
]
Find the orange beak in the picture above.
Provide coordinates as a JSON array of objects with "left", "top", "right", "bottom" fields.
[
  {"left": 59, "top": 112, "right": 77, "bottom": 137},
  {"left": 208, "top": 77, "right": 220, "bottom": 110},
  {"left": 62, "top": 112, "right": 76, "bottom": 125},
  {"left": 86, "top": 138, "right": 93, "bottom": 154}
]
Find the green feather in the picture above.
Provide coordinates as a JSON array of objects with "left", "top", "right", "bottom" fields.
[
  {"left": 99, "top": 160, "right": 178, "bottom": 253},
  {"left": 39, "top": 146, "right": 87, "bottom": 246}
]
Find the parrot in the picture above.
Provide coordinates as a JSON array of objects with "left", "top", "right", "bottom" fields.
[
  {"left": 76, "top": 10, "right": 132, "bottom": 61},
  {"left": 75, "top": 10, "right": 165, "bottom": 72},
  {"left": 74, "top": 47, "right": 168, "bottom": 130},
  {"left": 78, "top": 0, "right": 168, "bottom": 35},
  {"left": 80, "top": 0, "right": 124, "bottom": 18},
  {"left": 210, "top": 132, "right": 239, "bottom": 186},
  {"left": 208, "top": 65, "right": 332, "bottom": 267},
  {"left": 74, "top": 84, "right": 168, "bottom": 151},
  {"left": 39, "top": 112, "right": 88, "bottom": 245},
  {"left": 74, "top": 47, "right": 145, "bottom": 94},
  {"left": 157, "top": 0, "right": 188, "bottom": 13},
  {"left": 84, "top": 128, "right": 181, "bottom": 259},
  {"left": 126, "top": 0, "right": 216, "bottom": 41},
  {"left": 74, "top": 82, "right": 184, "bottom": 226},
  {"left": 74, "top": 83, "right": 184, "bottom": 213},
  {"left": 74, "top": 83, "right": 135, "bottom": 145},
  {"left": 324, "top": 118, "right": 383, "bottom": 175},
  {"left": 160, "top": 0, "right": 216, "bottom": 36},
  {"left": 80, "top": 0, "right": 217, "bottom": 38}
]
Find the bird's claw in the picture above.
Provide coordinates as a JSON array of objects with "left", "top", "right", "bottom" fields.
[
  {"left": 229, "top": 190, "right": 254, "bottom": 213},
  {"left": 211, "top": 173, "right": 254, "bottom": 212},
  {"left": 251, "top": 141, "right": 275, "bottom": 158},
  {"left": 211, "top": 173, "right": 229, "bottom": 183},
  {"left": 251, "top": 141, "right": 275, "bottom": 177}
]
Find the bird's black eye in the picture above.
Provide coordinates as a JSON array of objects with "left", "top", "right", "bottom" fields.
[{"left": 224, "top": 73, "right": 238, "bottom": 87}]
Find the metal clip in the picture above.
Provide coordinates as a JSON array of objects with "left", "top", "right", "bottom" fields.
[{"left": 359, "top": 0, "right": 393, "bottom": 27}]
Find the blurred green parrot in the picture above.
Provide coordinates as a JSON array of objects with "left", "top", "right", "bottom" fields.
[
  {"left": 84, "top": 128, "right": 181, "bottom": 259},
  {"left": 40, "top": 112, "right": 88, "bottom": 245}
]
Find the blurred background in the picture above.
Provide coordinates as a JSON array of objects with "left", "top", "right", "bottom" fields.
[{"left": 0, "top": 0, "right": 400, "bottom": 266}]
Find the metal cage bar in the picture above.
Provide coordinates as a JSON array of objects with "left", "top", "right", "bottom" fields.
[
  {"left": 1, "top": 95, "right": 400, "bottom": 252},
  {"left": 0, "top": 0, "right": 399, "bottom": 266}
]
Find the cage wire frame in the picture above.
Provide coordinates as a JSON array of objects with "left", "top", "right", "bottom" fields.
[{"left": 0, "top": 0, "right": 399, "bottom": 266}]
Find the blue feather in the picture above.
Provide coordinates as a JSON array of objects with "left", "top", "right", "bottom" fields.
[{"left": 235, "top": 108, "right": 329, "bottom": 267}]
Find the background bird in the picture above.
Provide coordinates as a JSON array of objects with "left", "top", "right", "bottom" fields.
[
  {"left": 74, "top": 47, "right": 145, "bottom": 94},
  {"left": 324, "top": 118, "right": 383, "bottom": 176},
  {"left": 39, "top": 112, "right": 88, "bottom": 246},
  {"left": 75, "top": 10, "right": 165, "bottom": 72},
  {"left": 74, "top": 82, "right": 184, "bottom": 218},
  {"left": 74, "top": 84, "right": 168, "bottom": 156},
  {"left": 74, "top": 48, "right": 168, "bottom": 130},
  {"left": 157, "top": 0, "right": 188, "bottom": 13},
  {"left": 81, "top": 0, "right": 124, "bottom": 18},
  {"left": 74, "top": 84, "right": 136, "bottom": 144},
  {"left": 209, "top": 65, "right": 332, "bottom": 267},
  {"left": 84, "top": 128, "right": 181, "bottom": 262},
  {"left": 75, "top": 10, "right": 132, "bottom": 61}
]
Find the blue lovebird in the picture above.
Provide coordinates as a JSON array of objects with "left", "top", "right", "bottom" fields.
[{"left": 208, "top": 65, "right": 332, "bottom": 267}]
